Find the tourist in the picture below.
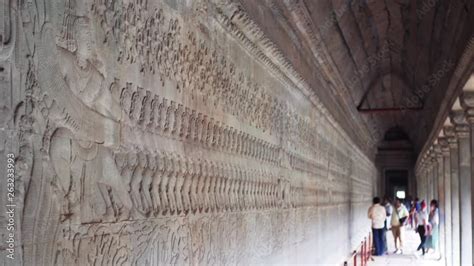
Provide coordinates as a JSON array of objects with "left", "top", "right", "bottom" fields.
[
  {"left": 408, "top": 199, "right": 417, "bottom": 230},
  {"left": 382, "top": 196, "right": 393, "bottom": 254},
  {"left": 415, "top": 197, "right": 421, "bottom": 212},
  {"left": 368, "top": 197, "right": 387, "bottom": 256},
  {"left": 425, "top": 199, "right": 440, "bottom": 255},
  {"left": 390, "top": 198, "right": 409, "bottom": 254},
  {"left": 415, "top": 200, "right": 429, "bottom": 256}
]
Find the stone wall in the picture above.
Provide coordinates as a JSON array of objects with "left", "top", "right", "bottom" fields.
[{"left": 0, "top": 0, "right": 376, "bottom": 264}]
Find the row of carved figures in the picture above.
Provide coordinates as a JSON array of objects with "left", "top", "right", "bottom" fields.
[
  {"left": 113, "top": 151, "right": 293, "bottom": 216},
  {"left": 89, "top": 0, "right": 359, "bottom": 168},
  {"left": 91, "top": 0, "right": 347, "bottom": 158},
  {"left": 119, "top": 82, "right": 281, "bottom": 165},
  {"left": 92, "top": 1, "right": 286, "bottom": 134}
]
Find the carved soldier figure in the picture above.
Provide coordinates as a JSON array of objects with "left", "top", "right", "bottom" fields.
[
  {"left": 164, "top": 101, "right": 176, "bottom": 135},
  {"left": 172, "top": 103, "right": 183, "bottom": 136},
  {"left": 201, "top": 160, "right": 211, "bottom": 213},
  {"left": 148, "top": 95, "right": 160, "bottom": 131},
  {"left": 200, "top": 115, "right": 208, "bottom": 144},
  {"left": 156, "top": 98, "right": 167, "bottom": 133},
  {"left": 138, "top": 90, "right": 152, "bottom": 129},
  {"left": 166, "top": 154, "right": 178, "bottom": 215},
  {"left": 179, "top": 107, "right": 189, "bottom": 139},
  {"left": 223, "top": 164, "right": 232, "bottom": 211},
  {"left": 120, "top": 83, "right": 134, "bottom": 119},
  {"left": 173, "top": 155, "right": 185, "bottom": 215},
  {"left": 187, "top": 110, "right": 196, "bottom": 140},
  {"left": 141, "top": 154, "right": 157, "bottom": 216},
  {"left": 181, "top": 158, "right": 192, "bottom": 214},
  {"left": 206, "top": 118, "right": 214, "bottom": 147},
  {"left": 130, "top": 152, "right": 148, "bottom": 217},
  {"left": 229, "top": 165, "right": 237, "bottom": 211},
  {"left": 151, "top": 152, "right": 164, "bottom": 216},
  {"left": 214, "top": 162, "right": 223, "bottom": 211},
  {"left": 195, "top": 158, "right": 204, "bottom": 213},
  {"left": 235, "top": 167, "right": 243, "bottom": 211},
  {"left": 160, "top": 153, "right": 171, "bottom": 215},
  {"left": 209, "top": 162, "right": 218, "bottom": 212},
  {"left": 189, "top": 158, "right": 200, "bottom": 214}
]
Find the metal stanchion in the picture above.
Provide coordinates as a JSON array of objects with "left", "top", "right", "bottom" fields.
[
  {"left": 343, "top": 232, "right": 373, "bottom": 266},
  {"left": 354, "top": 250, "right": 357, "bottom": 266}
]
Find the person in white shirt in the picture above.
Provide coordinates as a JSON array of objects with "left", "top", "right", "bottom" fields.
[
  {"left": 390, "top": 198, "right": 409, "bottom": 254},
  {"left": 368, "top": 197, "right": 387, "bottom": 256},
  {"left": 383, "top": 196, "right": 393, "bottom": 254},
  {"left": 415, "top": 200, "right": 429, "bottom": 256}
]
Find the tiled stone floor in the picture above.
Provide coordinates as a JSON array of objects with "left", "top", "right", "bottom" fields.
[{"left": 368, "top": 227, "right": 445, "bottom": 266}]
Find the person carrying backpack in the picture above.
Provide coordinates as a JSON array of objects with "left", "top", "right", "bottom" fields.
[{"left": 390, "top": 198, "right": 409, "bottom": 254}]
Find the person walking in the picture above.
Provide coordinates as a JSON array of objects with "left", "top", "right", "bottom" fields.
[
  {"left": 390, "top": 198, "right": 409, "bottom": 254},
  {"left": 415, "top": 200, "right": 429, "bottom": 256},
  {"left": 368, "top": 197, "right": 387, "bottom": 256},
  {"left": 409, "top": 200, "right": 417, "bottom": 230},
  {"left": 382, "top": 196, "right": 393, "bottom": 254},
  {"left": 425, "top": 199, "right": 440, "bottom": 255}
]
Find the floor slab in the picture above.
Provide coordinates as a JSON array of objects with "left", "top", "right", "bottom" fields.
[{"left": 368, "top": 227, "right": 444, "bottom": 266}]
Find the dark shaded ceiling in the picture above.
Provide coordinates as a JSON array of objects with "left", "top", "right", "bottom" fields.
[{"left": 237, "top": 0, "right": 474, "bottom": 155}]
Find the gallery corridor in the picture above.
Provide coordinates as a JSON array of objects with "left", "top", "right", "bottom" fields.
[{"left": 0, "top": 0, "right": 473, "bottom": 265}]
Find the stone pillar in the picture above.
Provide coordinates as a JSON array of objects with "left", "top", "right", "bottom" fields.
[
  {"left": 416, "top": 163, "right": 423, "bottom": 199},
  {"left": 439, "top": 137, "right": 452, "bottom": 266},
  {"left": 461, "top": 91, "right": 474, "bottom": 259},
  {"left": 423, "top": 162, "right": 429, "bottom": 200},
  {"left": 431, "top": 150, "right": 438, "bottom": 201},
  {"left": 429, "top": 153, "right": 436, "bottom": 201},
  {"left": 450, "top": 110, "right": 472, "bottom": 266},
  {"left": 427, "top": 150, "right": 437, "bottom": 201},
  {"left": 445, "top": 125, "right": 461, "bottom": 266},
  {"left": 418, "top": 162, "right": 425, "bottom": 200},
  {"left": 424, "top": 159, "right": 430, "bottom": 201},
  {"left": 434, "top": 144, "right": 446, "bottom": 261}
]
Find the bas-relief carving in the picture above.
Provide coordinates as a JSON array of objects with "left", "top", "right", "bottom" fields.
[{"left": 2, "top": 0, "right": 378, "bottom": 264}]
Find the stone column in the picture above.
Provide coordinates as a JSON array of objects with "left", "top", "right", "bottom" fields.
[
  {"left": 461, "top": 91, "right": 474, "bottom": 259},
  {"left": 416, "top": 163, "right": 423, "bottom": 199},
  {"left": 444, "top": 125, "right": 460, "bottom": 266},
  {"left": 450, "top": 110, "right": 472, "bottom": 265},
  {"left": 431, "top": 150, "right": 438, "bottom": 201},
  {"left": 421, "top": 160, "right": 428, "bottom": 200},
  {"left": 424, "top": 158, "right": 430, "bottom": 201},
  {"left": 424, "top": 161, "right": 429, "bottom": 200},
  {"left": 429, "top": 153, "right": 436, "bottom": 201},
  {"left": 434, "top": 143, "right": 446, "bottom": 261},
  {"left": 427, "top": 150, "right": 436, "bottom": 201},
  {"left": 439, "top": 137, "right": 452, "bottom": 266}
]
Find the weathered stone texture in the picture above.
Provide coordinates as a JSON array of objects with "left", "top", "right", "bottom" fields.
[{"left": 0, "top": 0, "right": 376, "bottom": 264}]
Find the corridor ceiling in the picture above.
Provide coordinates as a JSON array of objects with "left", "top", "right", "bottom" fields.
[{"left": 238, "top": 0, "right": 474, "bottom": 155}]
